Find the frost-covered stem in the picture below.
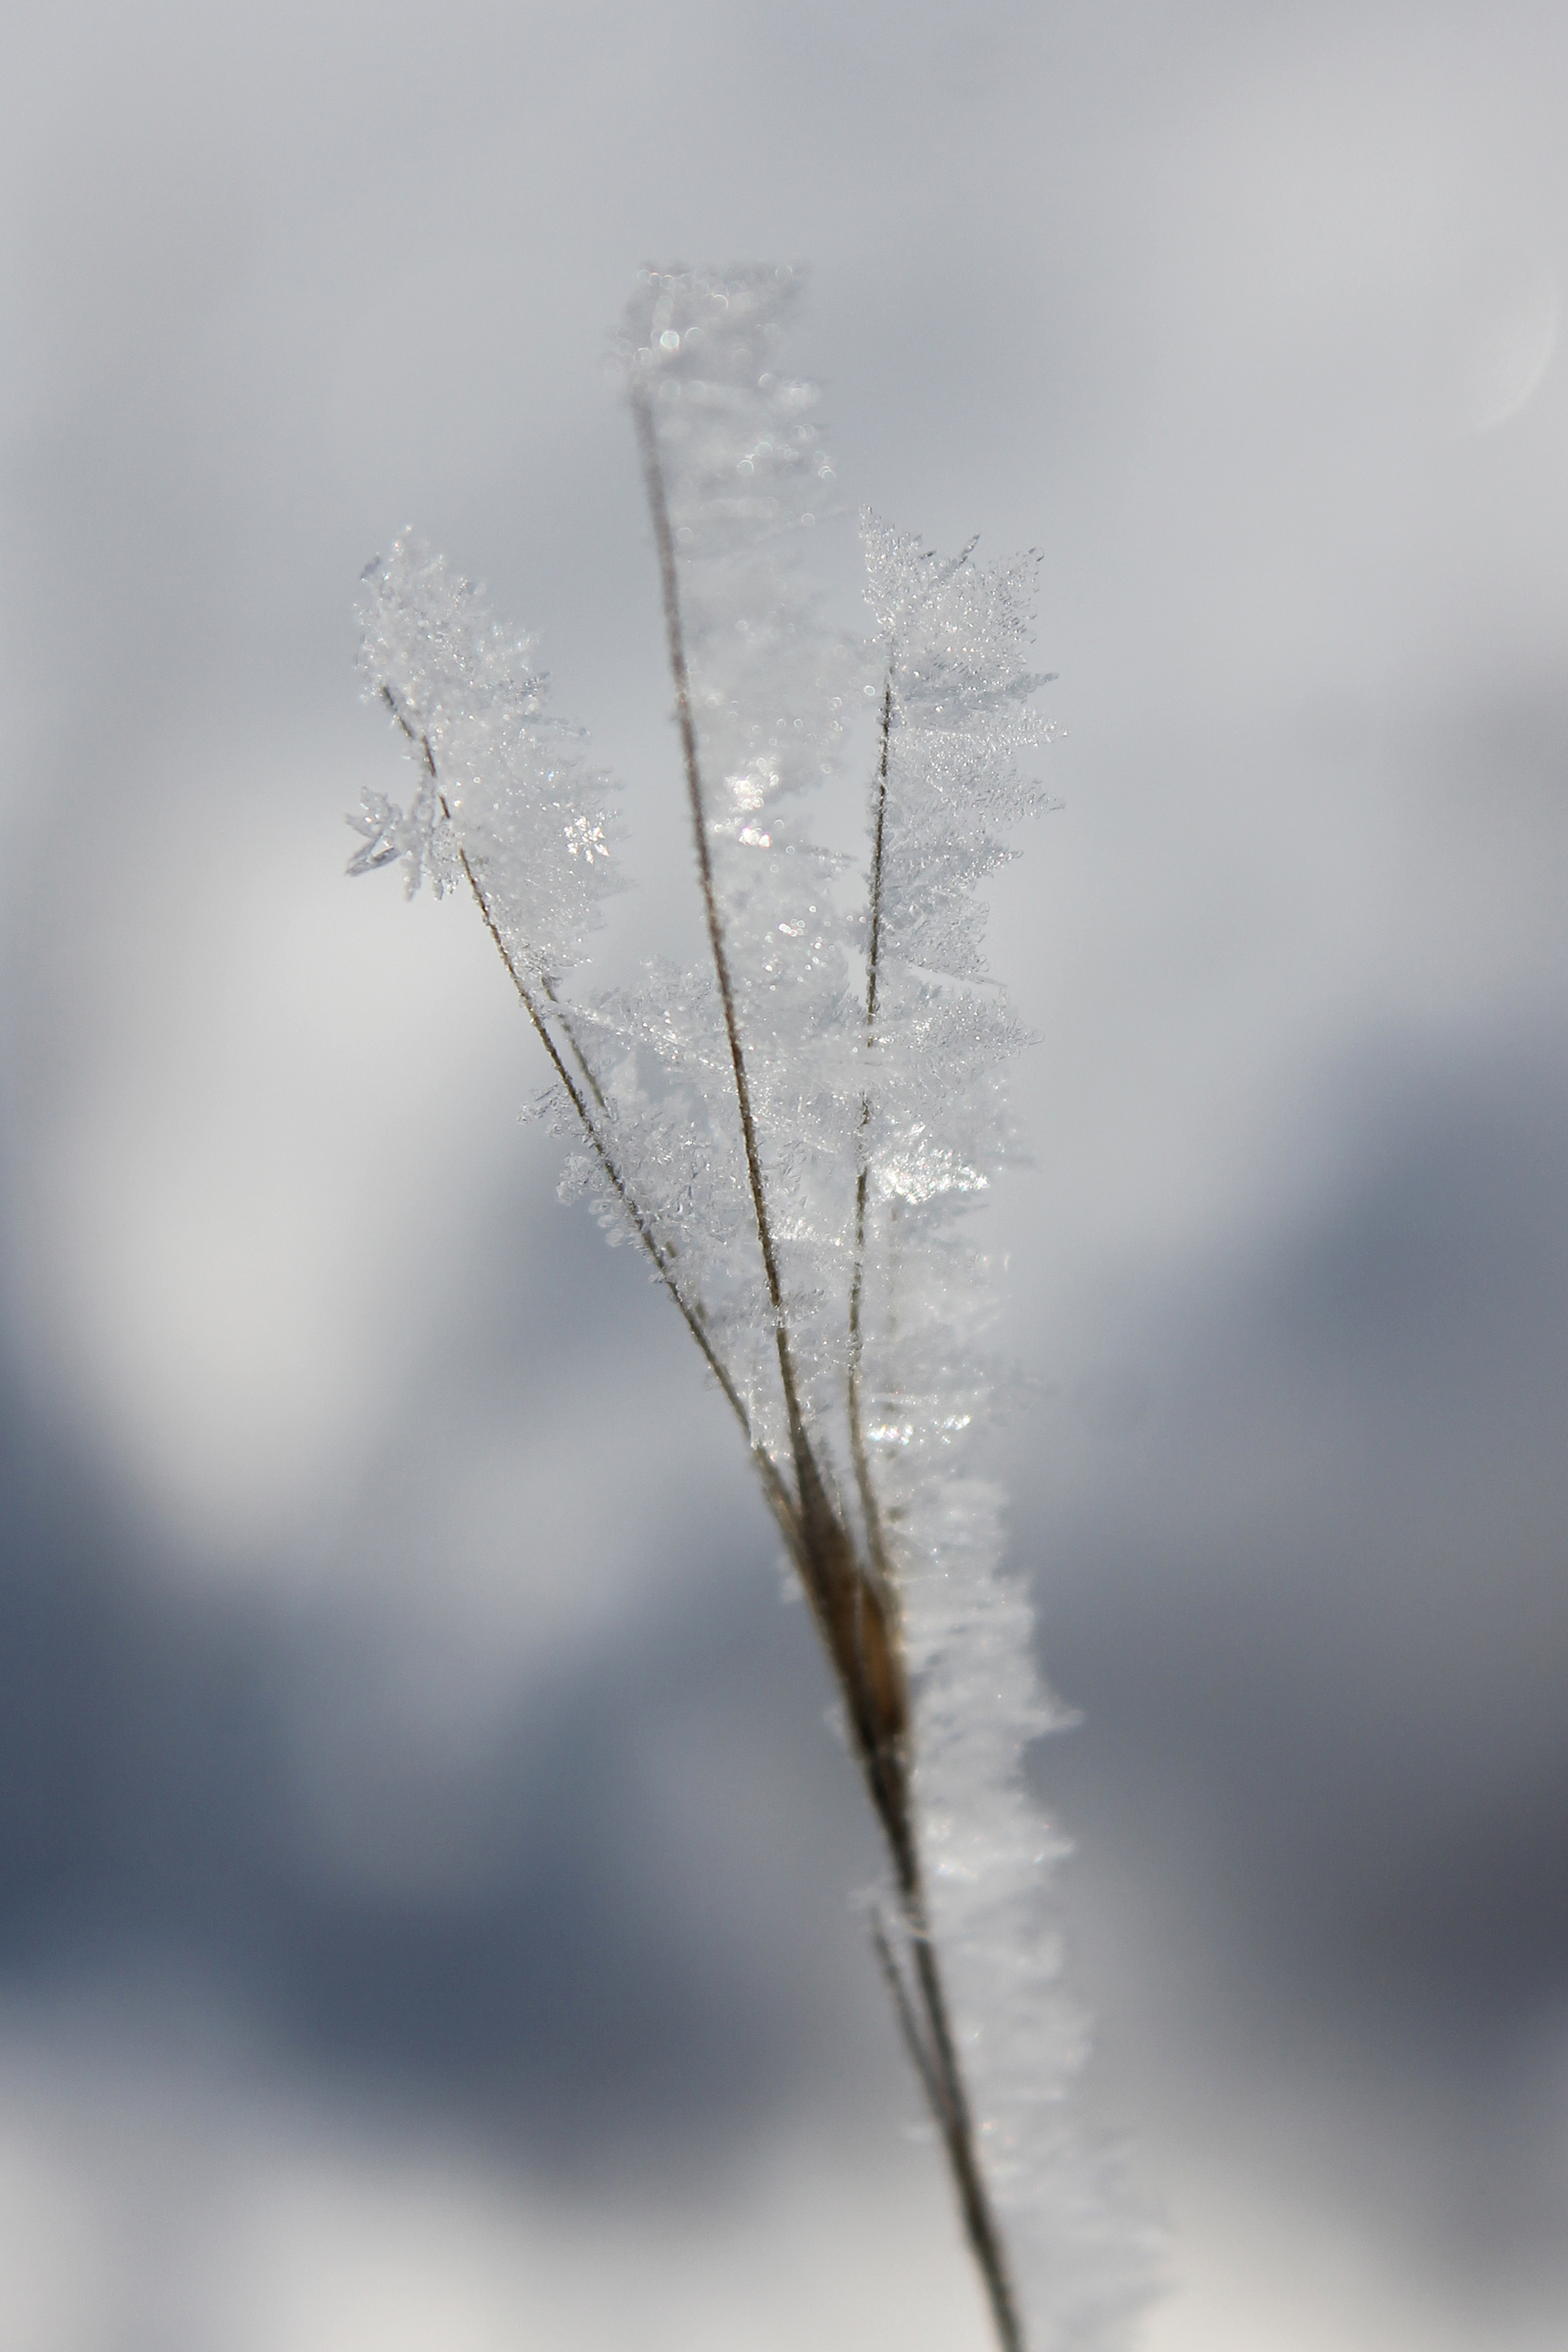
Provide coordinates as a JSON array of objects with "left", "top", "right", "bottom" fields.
[
  {"left": 631, "top": 388, "right": 820, "bottom": 1509},
  {"left": 906, "top": 1897, "right": 1025, "bottom": 2352},
  {"left": 869, "top": 1906, "right": 945, "bottom": 2113},
  {"left": 632, "top": 386, "right": 910, "bottom": 1850},
  {"left": 877, "top": 1885, "right": 1024, "bottom": 2350},
  {"left": 847, "top": 674, "right": 895, "bottom": 1584},
  {"left": 863, "top": 674, "right": 893, "bottom": 1033},
  {"left": 377, "top": 688, "right": 794, "bottom": 1533},
  {"left": 631, "top": 399, "right": 1023, "bottom": 2352},
  {"left": 852, "top": 677, "right": 1025, "bottom": 2351}
]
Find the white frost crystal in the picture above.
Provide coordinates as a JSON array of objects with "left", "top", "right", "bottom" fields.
[
  {"left": 858, "top": 514, "right": 1139, "bottom": 2344},
  {"left": 355, "top": 538, "right": 621, "bottom": 980},
  {"left": 352, "top": 269, "right": 1147, "bottom": 2352}
]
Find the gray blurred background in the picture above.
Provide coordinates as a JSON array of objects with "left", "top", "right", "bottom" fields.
[{"left": 3, "top": 3, "right": 1566, "bottom": 2345}]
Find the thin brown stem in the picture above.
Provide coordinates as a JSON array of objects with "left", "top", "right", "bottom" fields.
[
  {"left": 875, "top": 1856, "right": 1024, "bottom": 2348},
  {"left": 631, "top": 389, "right": 821, "bottom": 1521},
  {"left": 630, "top": 387, "right": 916, "bottom": 1877},
  {"left": 868, "top": 1907, "right": 944, "bottom": 2116},
  {"left": 847, "top": 673, "right": 895, "bottom": 1584},
  {"left": 864, "top": 674, "right": 894, "bottom": 1039},
  {"left": 905, "top": 1890, "right": 1025, "bottom": 2352},
  {"left": 377, "top": 687, "right": 795, "bottom": 1538},
  {"left": 542, "top": 973, "right": 612, "bottom": 1116},
  {"left": 850, "top": 671, "right": 1025, "bottom": 2348}
]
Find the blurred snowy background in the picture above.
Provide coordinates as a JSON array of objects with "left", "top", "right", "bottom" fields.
[{"left": 3, "top": 2, "right": 1567, "bottom": 2346}]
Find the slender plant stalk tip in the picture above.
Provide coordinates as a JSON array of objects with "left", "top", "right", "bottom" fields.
[
  {"left": 351, "top": 270, "right": 1147, "bottom": 2352},
  {"left": 634, "top": 358, "right": 1024, "bottom": 2352}
]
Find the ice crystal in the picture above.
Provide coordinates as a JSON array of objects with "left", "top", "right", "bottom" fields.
[
  {"left": 350, "top": 269, "right": 1148, "bottom": 2352},
  {"left": 356, "top": 537, "right": 621, "bottom": 977}
]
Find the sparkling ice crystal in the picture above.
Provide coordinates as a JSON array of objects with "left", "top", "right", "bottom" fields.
[{"left": 351, "top": 268, "right": 1148, "bottom": 2352}]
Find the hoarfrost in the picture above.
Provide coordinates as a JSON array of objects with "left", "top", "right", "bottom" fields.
[
  {"left": 355, "top": 537, "right": 621, "bottom": 980},
  {"left": 857, "top": 514, "right": 1142, "bottom": 2345},
  {"left": 349, "top": 270, "right": 1151, "bottom": 2352}
]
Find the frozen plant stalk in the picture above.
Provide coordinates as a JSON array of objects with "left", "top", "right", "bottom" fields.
[{"left": 351, "top": 266, "right": 1142, "bottom": 2352}]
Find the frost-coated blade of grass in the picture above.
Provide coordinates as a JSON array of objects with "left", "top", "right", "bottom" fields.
[{"left": 350, "top": 265, "right": 1152, "bottom": 2352}]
